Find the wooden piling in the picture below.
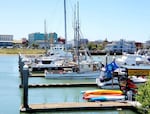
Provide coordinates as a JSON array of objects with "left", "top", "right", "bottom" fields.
[{"left": 22, "top": 64, "right": 29, "bottom": 109}]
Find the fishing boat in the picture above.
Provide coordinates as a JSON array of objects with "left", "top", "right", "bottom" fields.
[
  {"left": 44, "top": 1, "right": 101, "bottom": 79},
  {"left": 45, "top": 60, "right": 101, "bottom": 79}
]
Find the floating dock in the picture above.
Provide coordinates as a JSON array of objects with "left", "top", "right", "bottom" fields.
[{"left": 20, "top": 101, "right": 139, "bottom": 113}]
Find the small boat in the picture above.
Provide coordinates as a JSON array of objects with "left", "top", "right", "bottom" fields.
[
  {"left": 88, "top": 95, "right": 125, "bottom": 102},
  {"left": 130, "top": 76, "right": 147, "bottom": 83}
]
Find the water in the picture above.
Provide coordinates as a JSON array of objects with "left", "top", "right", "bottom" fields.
[{"left": 0, "top": 55, "right": 138, "bottom": 114}]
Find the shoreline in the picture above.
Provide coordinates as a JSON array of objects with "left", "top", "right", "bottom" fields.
[{"left": 0, "top": 48, "right": 123, "bottom": 55}]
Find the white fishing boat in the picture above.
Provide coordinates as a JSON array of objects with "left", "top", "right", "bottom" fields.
[
  {"left": 45, "top": 60, "right": 101, "bottom": 79},
  {"left": 45, "top": 1, "right": 102, "bottom": 79},
  {"left": 45, "top": 70, "right": 100, "bottom": 79}
]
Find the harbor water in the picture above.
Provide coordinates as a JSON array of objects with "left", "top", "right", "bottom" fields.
[{"left": 0, "top": 55, "right": 138, "bottom": 114}]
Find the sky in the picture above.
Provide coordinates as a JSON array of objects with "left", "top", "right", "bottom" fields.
[{"left": 0, "top": 0, "right": 150, "bottom": 43}]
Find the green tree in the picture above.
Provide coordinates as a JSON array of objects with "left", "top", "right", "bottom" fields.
[{"left": 136, "top": 78, "right": 150, "bottom": 113}]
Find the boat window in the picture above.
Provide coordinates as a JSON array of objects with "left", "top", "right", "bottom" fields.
[{"left": 42, "top": 61, "right": 51, "bottom": 64}]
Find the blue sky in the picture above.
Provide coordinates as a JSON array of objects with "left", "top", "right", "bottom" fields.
[{"left": 0, "top": 0, "right": 150, "bottom": 43}]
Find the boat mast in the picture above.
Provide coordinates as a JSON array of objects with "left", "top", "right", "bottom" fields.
[
  {"left": 64, "top": 0, "right": 67, "bottom": 52},
  {"left": 74, "top": 4, "right": 77, "bottom": 48},
  {"left": 77, "top": 1, "right": 80, "bottom": 66},
  {"left": 44, "top": 19, "right": 48, "bottom": 54},
  {"left": 73, "top": 1, "right": 80, "bottom": 66}
]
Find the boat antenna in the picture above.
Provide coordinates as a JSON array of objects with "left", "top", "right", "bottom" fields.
[{"left": 64, "top": 0, "right": 67, "bottom": 52}]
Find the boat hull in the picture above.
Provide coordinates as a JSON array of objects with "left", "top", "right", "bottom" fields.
[
  {"left": 96, "top": 77, "right": 120, "bottom": 88},
  {"left": 45, "top": 71, "right": 100, "bottom": 79}
]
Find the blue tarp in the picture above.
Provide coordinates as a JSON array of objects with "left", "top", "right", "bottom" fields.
[{"left": 105, "top": 61, "right": 119, "bottom": 79}]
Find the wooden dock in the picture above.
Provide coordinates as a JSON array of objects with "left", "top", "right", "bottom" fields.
[
  {"left": 19, "top": 82, "right": 97, "bottom": 88},
  {"left": 20, "top": 101, "right": 138, "bottom": 113}
]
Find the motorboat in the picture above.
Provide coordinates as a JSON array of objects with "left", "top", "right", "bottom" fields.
[
  {"left": 115, "top": 50, "right": 150, "bottom": 66},
  {"left": 116, "top": 53, "right": 146, "bottom": 66}
]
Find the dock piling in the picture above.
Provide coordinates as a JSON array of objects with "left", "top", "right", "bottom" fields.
[{"left": 22, "top": 64, "right": 29, "bottom": 109}]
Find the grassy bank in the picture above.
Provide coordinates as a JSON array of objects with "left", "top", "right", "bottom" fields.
[{"left": 0, "top": 48, "right": 45, "bottom": 54}]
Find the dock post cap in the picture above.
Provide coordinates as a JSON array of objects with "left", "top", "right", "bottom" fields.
[{"left": 23, "top": 64, "right": 28, "bottom": 70}]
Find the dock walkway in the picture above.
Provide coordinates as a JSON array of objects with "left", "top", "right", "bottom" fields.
[{"left": 20, "top": 101, "right": 138, "bottom": 112}]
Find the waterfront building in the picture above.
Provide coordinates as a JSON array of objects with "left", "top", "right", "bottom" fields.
[
  {"left": 0, "top": 35, "right": 13, "bottom": 48},
  {"left": 104, "top": 39, "right": 136, "bottom": 54},
  {"left": 28, "top": 32, "right": 58, "bottom": 49}
]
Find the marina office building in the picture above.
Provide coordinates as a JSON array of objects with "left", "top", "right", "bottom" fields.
[{"left": 0, "top": 35, "right": 13, "bottom": 48}]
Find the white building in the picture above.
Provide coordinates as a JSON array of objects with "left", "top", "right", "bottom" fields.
[
  {"left": 104, "top": 39, "right": 136, "bottom": 54},
  {"left": 0, "top": 35, "right": 13, "bottom": 48}
]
